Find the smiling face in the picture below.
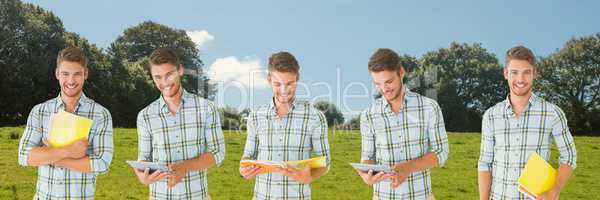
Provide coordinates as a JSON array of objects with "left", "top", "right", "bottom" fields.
[
  {"left": 267, "top": 71, "right": 298, "bottom": 105},
  {"left": 370, "top": 68, "right": 405, "bottom": 102},
  {"left": 55, "top": 61, "right": 88, "bottom": 98},
  {"left": 504, "top": 59, "right": 536, "bottom": 97},
  {"left": 150, "top": 63, "right": 183, "bottom": 98}
]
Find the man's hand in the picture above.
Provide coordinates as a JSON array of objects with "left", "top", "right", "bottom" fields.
[
  {"left": 537, "top": 188, "right": 560, "bottom": 200},
  {"left": 276, "top": 165, "right": 313, "bottom": 184},
  {"left": 167, "top": 162, "right": 190, "bottom": 188},
  {"left": 43, "top": 139, "right": 88, "bottom": 159},
  {"left": 240, "top": 166, "right": 263, "bottom": 180},
  {"left": 133, "top": 168, "right": 169, "bottom": 185},
  {"left": 390, "top": 163, "right": 413, "bottom": 188},
  {"left": 356, "top": 169, "right": 393, "bottom": 185}
]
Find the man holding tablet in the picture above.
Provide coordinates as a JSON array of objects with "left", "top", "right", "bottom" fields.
[
  {"left": 133, "top": 48, "right": 226, "bottom": 200},
  {"left": 356, "top": 48, "right": 449, "bottom": 200}
]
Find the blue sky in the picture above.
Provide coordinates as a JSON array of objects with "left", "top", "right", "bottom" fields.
[{"left": 23, "top": 0, "right": 600, "bottom": 120}]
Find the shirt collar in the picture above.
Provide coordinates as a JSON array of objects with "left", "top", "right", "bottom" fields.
[
  {"left": 380, "top": 86, "right": 410, "bottom": 114},
  {"left": 503, "top": 92, "right": 539, "bottom": 111},
  {"left": 158, "top": 88, "right": 189, "bottom": 110},
  {"left": 55, "top": 92, "right": 90, "bottom": 112},
  {"left": 269, "top": 97, "right": 299, "bottom": 114}
]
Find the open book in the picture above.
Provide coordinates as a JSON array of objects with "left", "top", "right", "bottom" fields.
[
  {"left": 48, "top": 111, "right": 93, "bottom": 148},
  {"left": 518, "top": 152, "right": 557, "bottom": 199},
  {"left": 240, "top": 156, "right": 327, "bottom": 173}
]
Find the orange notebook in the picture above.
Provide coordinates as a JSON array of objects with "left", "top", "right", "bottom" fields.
[{"left": 240, "top": 156, "right": 327, "bottom": 173}]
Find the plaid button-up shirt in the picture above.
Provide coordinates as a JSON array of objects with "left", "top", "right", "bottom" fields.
[
  {"left": 478, "top": 94, "right": 577, "bottom": 200},
  {"left": 18, "top": 94, "right": 113, "bottom": 200},
  {"left": 137, "top": 90, "right": 225, "bottom": 200},
  {"left": 360, "top": 88, "right": 449, "bottom": 200},
  {"left": 242, "top": 99, "right": 331, "bottom": 200}
]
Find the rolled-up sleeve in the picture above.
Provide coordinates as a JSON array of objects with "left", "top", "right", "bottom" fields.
[
  {"left": 204, "top": 102, "right": 225, "bottom": 167},
  {"left": 242, "top": 111, "right": 259, "bottom": 160},
  {"left": 18, "top": 105, "right": 43, "bottom": 166},
  {"left": 311, "top": 110, "right": 331, "bottom": 168},
  {"left": 137, "top": 111, "right": 153, "bottom": 162},
  {"left": 478, "top": 111, "right": 495, "bottom": 172},
  {"left": 360, "top": 112, "right": 376, "bottom": 162},
  {"left": 89, "top": 109, "right": 113, "bottom": 175},
  {"left": 551, "top": 107, "right": 577, "bottom": 169},
  {"left": 427, "top": 102, "right": 449, "bottom": 167}
]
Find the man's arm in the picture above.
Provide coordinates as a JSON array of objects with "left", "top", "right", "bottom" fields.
[
  {"left": 308, "top": 110, "right": 331, "bottom": 181},
  {"left": 26, "top": 146, "right": 70, "bottom": 166},
  {"left": 18, "top": 105, "right": 60, "bottom": 166},
  {"left": 478, "top": 111, "right": 495, "bottom": 200},
  {"left": 478, "top": 171, "right": 492, "bottom": 200},
  {"left": 203, "top": 102, "right": 226, "bottom": 167},
  {"left": 54, "top": 156, "right": 92, "bottom": 173},
  {"left": 394, "top": 152, "right": 439, "bottom": 173},
  {"left": 426, "top": 101, "right": 449, "bottom": 168},
  {"left": 87, "top": 110, "right": 114, "bottom": 174},
  {"left": 539, "top": 108, "right": 577, "bottom": 199}
]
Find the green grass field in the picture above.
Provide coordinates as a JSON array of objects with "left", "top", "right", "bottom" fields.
[{"left": 1, "top": 127, "right": 598, "bottom": 199}]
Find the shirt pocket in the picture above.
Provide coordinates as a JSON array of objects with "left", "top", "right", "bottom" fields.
[
  {"left": 183, "top": 123, "right": 205, "bottom": 160},
  {"left": 150, "top": 128, "right": 168, "bottom": 162},
  {"left": 256, "top": 123, "right": 273, "bottom": 153}
]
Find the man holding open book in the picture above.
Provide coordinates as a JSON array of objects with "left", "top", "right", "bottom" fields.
[
  {"left": 18, "top": 47, "right": 114, "bottom": 200},
  {"left": 477, "top": 46, "right": 577, "bottom": 200},
  {"left": 133, "top": 48, "right": 225, "bottom": 200},
  {"left": 239, "top": 51, "right": 331, "bottom": 200},
  {"left": 356, "top": 48, "right": 449, "bottom": 200}
]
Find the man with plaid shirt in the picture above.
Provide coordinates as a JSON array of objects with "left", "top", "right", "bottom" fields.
[
  {"left": 133, "top": 48, "right": 225, "bottom": 200},
  {"left": 239, "top": 51, "right": 331, "bottom": 200},
  {"left": 478, "top": 46, "right": 577, "bottom": 200},
  {"left": 356, "top": 48, "right": 449, "bottom": 200},
  {"left": 18, "top": 47, "right": 113, "bottom": 200}
]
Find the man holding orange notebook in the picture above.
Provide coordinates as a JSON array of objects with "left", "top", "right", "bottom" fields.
[
  {"left": 18, "top": 47, "right": 114, "bottom": 200},
  {"left": 240, "top": 51, "right": 331, "bottom": 200},
  {"left": 477, "top": 46, "right": 577, "bottom": 200}
]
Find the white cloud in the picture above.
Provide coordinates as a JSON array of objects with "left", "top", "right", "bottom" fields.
[
  {"left": 186, "top": 30, "right": 214, "bottom": 48},
  {"left": 208, "top": 56, "right": 269, "bottom": 88}
]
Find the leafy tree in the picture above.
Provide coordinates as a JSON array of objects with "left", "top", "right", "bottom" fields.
[
  {"left": 314, "top": 101, "right": 344, "bottom": 127},
  {"left": 0, "top": 0, "right": 66, "bottom": 124},
  {"left": 335, "top": 115, "right": 360, "bottom": 130},
  {"left": 219, "top": 107, "right": 241, "bottom": 130},
  {"left": 537, "top": 33, "right": 600, "bottom": 135},
  {"left": 420, "top": 42, "right": 506, "bottom": 131},
  {"left": 108, "top": 21, "right": 214, "bottom": 98}
]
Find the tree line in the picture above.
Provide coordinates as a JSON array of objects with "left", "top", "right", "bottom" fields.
[{"left": 1, "top": 0, "right": 598, "bottom": 135}]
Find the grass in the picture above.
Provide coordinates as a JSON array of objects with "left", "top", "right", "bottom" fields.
[{"left": 1, "top": 127, "right": 598, "bottom": 199}]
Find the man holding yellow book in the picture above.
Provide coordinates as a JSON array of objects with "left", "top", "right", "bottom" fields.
[
  {"left": 477, "top": 46, "right": 577, "bottom": 200},
  {"left": 18, "top": 47, "right": 114, "bottom": 200},
  {"left": 133, "top": 48, "right": 225, "bottom": 200},
  {"left": 239, "top": 52, "right": 331, "bottom": 200}
]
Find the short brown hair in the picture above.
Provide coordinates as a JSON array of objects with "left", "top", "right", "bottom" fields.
[
  {"left": 368, "top": 48, "right": 402, "bottom": 72},
  {"left": 57, "top": 47, "right": 87, "bottom": 68},
  {"left": 149, "top": 47, "right": 180, "bottom": 67},
  {"left": 506, "top": 45, "right": 536, "bottom": 67},
  {"left": 268, "top": 51, "right": 299, "bottom": 74}
]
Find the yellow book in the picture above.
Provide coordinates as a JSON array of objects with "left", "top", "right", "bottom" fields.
[
  {"left": 240, "top": 156, "right": 327, "bottom": 173},
  {"left": 518, "top": 152, "right": 557, "bottom": 199},
  {"left": 48, "top": 111, "right": 93, "bottom": 148}
]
